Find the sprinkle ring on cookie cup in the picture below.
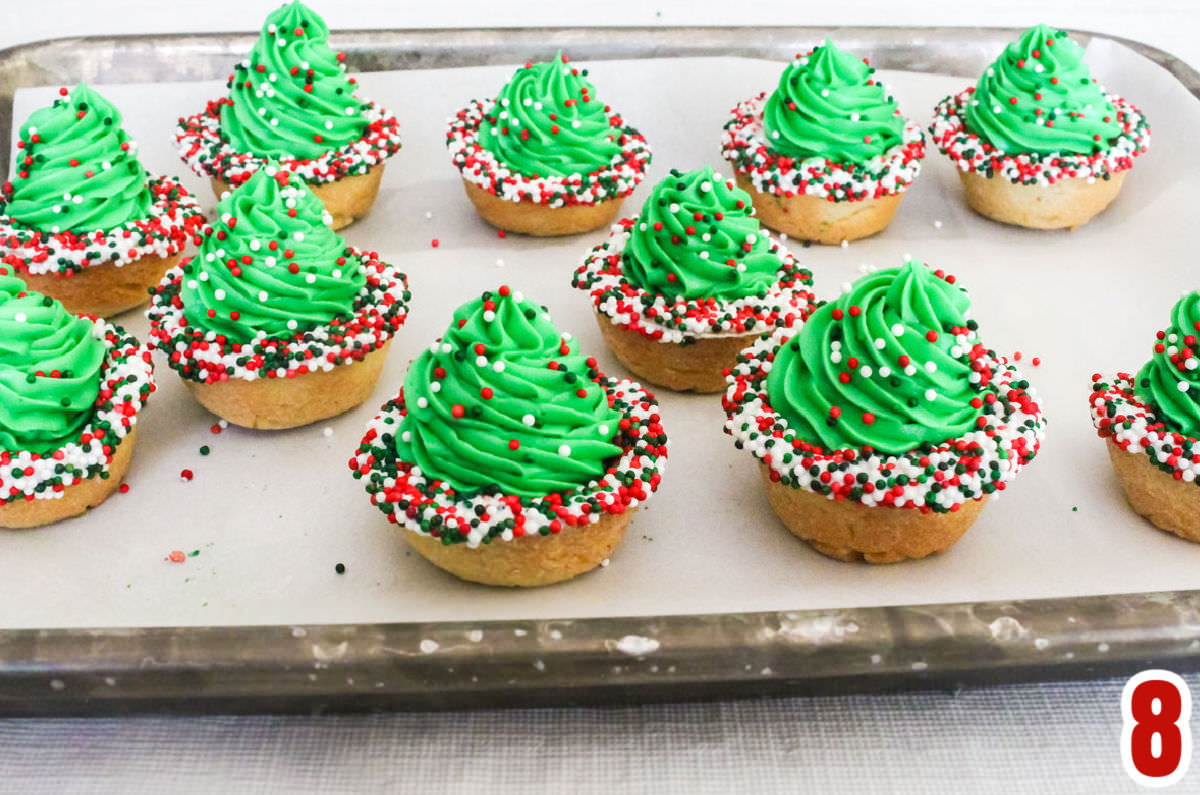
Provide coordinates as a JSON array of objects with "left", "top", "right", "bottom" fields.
[
  {"left": 1, "top": 176, "right": 205, "bottom": 318},
  {"left": 352, "top": 375, "right": 666, "bottom": 587},
  {"left": 148, "top": 249, "right": 409, "bottom": 430},
  {"left": 178, "top": 101, "right": 400, "bottom": 231},
  {"left": 573, "top": 217, "right": 815, "bottom": 393},
  {"left": 446, "top": 54, "right": 651, "bottom": 238},
  {"left": 0, "top": 322, "right": 154, "bottom": 529},
  {"left": 1090, "top": 373, "right": 1200, "bottom": 542},
  {"left": 930, "top": 89, "right": 1148, "bottom": 230}
]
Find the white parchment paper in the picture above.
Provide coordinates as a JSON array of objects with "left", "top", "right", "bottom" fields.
[{"left": 0, "top": 40, "right": 1195, "bottom": 629}]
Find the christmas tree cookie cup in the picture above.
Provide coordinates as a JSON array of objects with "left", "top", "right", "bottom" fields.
[
  {"left": 350, "top": 286, "right": 668, "bottom": 587},
  {"left": 572, "top": 218, "right": 815, "bottom": 394},
  {"left": 723, "top": 261, "right": 1044, "bottom": 563},
  {"left": 147, "top": 249, "right": 408, "bottom": 430},
  {"left": 720, "top": 42, "right": 926, "bottom": 246},
  {"left": 446, "top": 55, "right": 651, "bottom": 237},
  {"left": 930, "top": 25, "right": 1149, "bottom": 230},
  {"left": 0, "top": 289, "right": 155, "bottom": 529},
  {"left": 1, "top": 176, "right": 204, "bottom": 317},
  {"left": 175, "top": 2, "right": 401, "bottom": 230},
  {"left": 1, "top": 82, "right": 206, "bottom": 317},
  {"left": 1089, "top": 373, "right": 1200, "bottom": 542}
]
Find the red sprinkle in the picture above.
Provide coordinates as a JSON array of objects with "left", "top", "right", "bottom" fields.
[
  {"left": 180, "top": 469, "right": 194, "bottom": 482},
  {"left": 168, "top": 550, "right": 186, "bottom": 563}
]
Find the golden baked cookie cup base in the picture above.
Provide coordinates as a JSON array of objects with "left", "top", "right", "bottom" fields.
[
  {"left": 594, "top": 313, "right": 756, "bottom": 394},
  {"left": 0, "top": 428, "right": 137, "bottom": 530},
  {"left": 735, "top": 173, "right": 903, "bottom": 246},
  {"left": 212, "top": 163, "right": 385, "bottom": 232},
  {"left": 958, "top": 169, "right": 1126, "bottom": 230},
  {"left": 403, "top": 508, "right": 633, "bottom": 587},
  {"left": 759, "top": 463, "right": 985, "bottom": 563},
  {"left": 187, "top": 340, "right": 391, "bottom": 430},
  {"left": 1106, "top": 438, "right": 1200, "bottom": 543},
  {"left": 461, "top": 179, "right": 624, "bottom": 236},
  {"left": 20, "top": 253, "right": 182, "bottom": 318}
]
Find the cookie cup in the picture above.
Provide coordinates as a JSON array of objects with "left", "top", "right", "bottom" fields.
[
  {"left": 177, "top": 99, "right": 401, "bottom": 231},
  {"left": 930, "top": 88, "right": 1149, "bottom": 230},
  {"left": 147, "top": 248, "right": 410, "bottom": 430},
  {"left": 724, "top": 328, "right": 1044, "bottom": 563},
  {"left": 573, "top": 218, "right": 815, "bottom": 393},
  {"left": 351, "top": 376, "right": 667, "bottom": 587},
  {"left": 720, "top": 93, "right": 925, "bottom": 245},
  {"left": 1090, "top": 373, "right": 1200, "bottom": 542},
  {"left": 0, "top": 176, "right": 204, "bottom": 316},
  {"left": 447, "top": 99, "right": 650, "bottom": 237},
  {"left": 0, "top": 321, "right": 154, "bottom": 529}
]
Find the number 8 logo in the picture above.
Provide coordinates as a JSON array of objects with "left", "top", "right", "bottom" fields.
[{"left": 1122, "top": 670, "right": 1192, "bottom": 787}]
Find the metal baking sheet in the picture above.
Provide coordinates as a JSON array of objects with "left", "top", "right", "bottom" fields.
[{"left": 0, "top": 26, "right": 1199, "bottom": 715}]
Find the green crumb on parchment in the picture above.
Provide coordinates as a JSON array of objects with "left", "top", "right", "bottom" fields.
[
  {"left": 199, "top": 445, "right": 210, "bottom": 456},
  {"left": 189, "top": 549, "right": 200, "bottom": 557},
  {"left": 1072, "top": 506, "right": 1078, "bottom": 512}
]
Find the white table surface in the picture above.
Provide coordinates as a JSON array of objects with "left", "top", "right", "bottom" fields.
[{"left": 3, "top": 2, "right": 1199, "bottom": 792}]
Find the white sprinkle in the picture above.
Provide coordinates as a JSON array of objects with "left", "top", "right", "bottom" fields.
[
  {"left": 419, "top": 639, "right": 439, "bottom": 654},
  {"left": 322, "top": 427, "right": 333, "bottom": 438},
  {"left": 522, "top": 414, "right": 536, "bottom": 426},
  {"left": 925, "top": 388, "right": 937, "bottom": 401},
  {"left": 558, "top": 445, "right": 571, "bottom": 456}
]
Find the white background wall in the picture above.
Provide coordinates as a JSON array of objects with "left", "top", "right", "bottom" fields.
[{"left": 2, "top": 0, "right": 1198, "bottom": 66}]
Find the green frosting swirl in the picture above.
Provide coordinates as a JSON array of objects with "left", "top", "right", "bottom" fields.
[
  {"left": 477, "top": 52, "right": 621, "bottom": 178},
  {"left": 6, "top": 83, "right": 150, "bottom": 233},
  {"left": 181, "top": 165, "right": 364, "bottom": 342},
  {"left": 1135, "top": 291, "right": 1200, "bottom": 437},
  {"left": 0, "top": 272, "right": 104, "bottom": 454},
  {"left": 394, "top": 287, "right": 623, "bottom": 498},
  {"left": 219, "top": 0, "right": 367, "bottom": 160},
  {"left": 762, "top": 38, "right": 904, "bottom": 162},
  {"left": 766, "top": 260, "right": 980, "bottom": 454},
  {"left": 621, "top": 166, "right": 783, "bottom": 302},
  {"left": 965, "top": 24, "right": 1121, "bottom": 155}
]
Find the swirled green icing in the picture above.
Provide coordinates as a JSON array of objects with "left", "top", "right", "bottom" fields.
[
  {"left": 5, "top": 83, "right": 150, "bottom": 233},
  {"left": 766, "top": 260, "right": 980, "bottom": 454},
  {"left": 965, "top": 24, "right": 1121, "bottom": 155},
  {"left": 761, "top": 39, "right": 904, "bottom": 162},
  {"left": 1135, "top": 291, "right": 1200, "bottom": 437},
  {"left": 477, "top": 52, "right": 621, "bottom": 178},
  {"left": 0, "top": 272, "right": 104, "bottom": 454},
  {"left": 180, "top": 165, "right": 364, "bottom": 342},
  {"left": 621, "top": 166, "right": 782, "bottom": 301},
  {"left": 219, "top": 1, "right": 367, "bottom": 160},
  {"left": 394, "top": 287, "right": 623, "bottom": 498}
]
